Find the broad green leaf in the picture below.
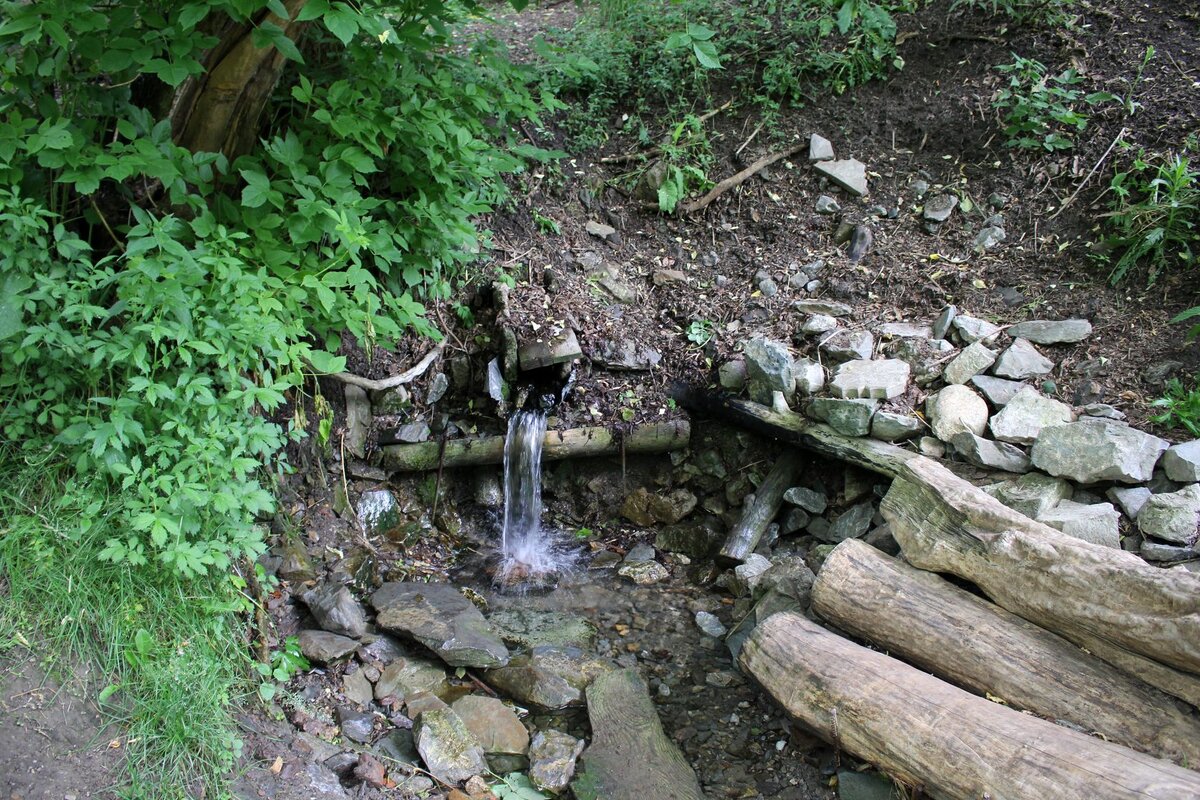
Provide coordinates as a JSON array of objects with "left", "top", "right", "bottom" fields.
[
  {"left": 686, "top": 23, "right": 715, "bottom": 41},
  {"left": 307, "top": 349, "right": 347, "bottom": 374},
  {"left": 692, "top": 40, "right": 722, "bottom": 70},
  {"left": 324, "top": 4, "right": 359, "bottom": 45}
]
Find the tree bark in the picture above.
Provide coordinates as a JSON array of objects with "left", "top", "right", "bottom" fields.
[
  {"left": 579, "top": 669, "right": 705, "bottom": 800},
  {"left": 740, "top": 612, "right": 1200, "bottom": 800},
  {"left": 718, "top": 452, "right": 799, "bottom": 565},
  {"left": 381, "top": 420, "right": 691, "bottom": 472},
  {"left": 882, "top": 456, "right": 1200, "bottom": 677},
  {"left": 811, "top": 539, "right": 1200, "bottom": 766}
]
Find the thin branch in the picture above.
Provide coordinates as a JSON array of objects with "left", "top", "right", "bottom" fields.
[
  {"left": 327, "top": 343, "right": 445, "bottom": 392},
  {"left": 1048, "top": 126, "right": 1127, "bottom": 221},
  {"left": 680, "top": 143, "right": 806, "bottom": 215}
]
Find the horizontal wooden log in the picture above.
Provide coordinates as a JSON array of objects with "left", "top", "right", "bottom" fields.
[
  {"left": 882, "top": 456, "right": 1200, "bottom": 677},
  {"left": 579, "top": 668, "right": 704, "bottom": 800},
  {"left": 1064, "top": 629, "right": 1200, "bottom": 709},
  {"left": 718, "top": 452, "right": 799, "bottom": 565},
  {"left": 740, "top": 612, "right": 1200, "bottom": 800},
  {"left": 811, "top": 539, "right": 1200, "bottom": 766},
  {"left": 381, "top": 420, "right": 690, "bottom": 472}
]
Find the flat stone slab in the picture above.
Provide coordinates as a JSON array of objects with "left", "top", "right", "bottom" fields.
[
  {"left": 814, "top": 158, "right": 867, "bottom": 197},
  {"left": 927, "top": 384, "right": 988, "bottom": 441},
  {"left": 374, "top": 655, "right": 450, "bottom": 702},
  {"left": 870, "top": 411, "right": 921, "bottom": 442},
  {"left": 923, "top": 193, "right": 959, "bottom": 223},
  {"left": 372, "top": 583, "right": 510, "bottom": 669},
  {"left": 451, "top": 695, "right": 529, "bottom": 756},
  {"left": 990, "top": 472, "right": 1073, "bottom": 519},
  {"left": 1030, "top": 419, "right": 1170, "bottom": 484},
  {"left": 878, "top": 322, "right": 932, "bottom": 339},
  {"left": 784, "top": 486, "right": 828, "bottom": 514},
  {"left": 519, "top": 328, "right": 581, "bottom": 370},
  {"left": 484, "top": 646, "right": 613, "bottom": 710},
  {"left": 819, "top": 329, "right": 874, "bottom": 362},
  {"left": 1162, "top": 441, "right": 1200, "bottom": 482},
  {"left": 943, "top": 341, "right": 997, "bottom": 385},
  {"left": 988, "top": 387, "right": 1074, "bottom": 446},
  {"left": 951, "top": 432, "right": 1031, "bottom": 474},
  {"left": 1107, "top": 486, "right": 1152, "bottom": 520},
  {"left": 1037, "top": 501, "right": 1121, "bottom": 548},
  {"left": 809, "top": 133, "right": 835, "bottom": 162},
  {"left": 1137, "top": 485, "right": 1200, "bottom": 545},
  {"left": 414, "top": 706, "right": 487, "bottom": 784},
  {"left": 829, "top": 358, "right": 910, "bottom": 400},
  {"left": 792, "top": 299, "right": 853, "bottom": 317},
  {"left": 952, "top": 315, "right": 1001, "bottom": 345},
  {"left": 486, "top": 609, "right": 597, "bottom": 651},
  {"left": 298, "top": 630, "right": 359, "bottom": 664},
  {"left": 810, "top": 397, "right": 878, "bottom": 437},
  {"left": 744, "top": 337, "right": 795, "bottom": 404},
  {"left": 993, "top": 338, "right": 1054, "bottom": 379},
  {"left": 1007, "top": 319, "right": 1092, "bottom": 344},
  {"left": 971, "top": 375, "right": 1027, "bottom": 407}
]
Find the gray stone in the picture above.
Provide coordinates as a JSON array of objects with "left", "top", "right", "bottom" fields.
[
  {"left": 1107, "top": 486, "right": 1153, "bottom": 520},
  {"left": 829, "top": 359, "right": 911, "bottom": 400},
  {"left": 743, "top": 337, "right": 795, "bottom": 404},
  {"left": 952, "top": 315, "right": 1001, "bottom": 345},
  {"left": 414, "top": 706, "right": 487, "bottom": 784},
  {"left": 992, "top": 472, "right": 1074, "bottom": 519},
  {"left": 373, "top": 729, "right": 419, "bottom": 767},
  {"left": 848, "top": 225, "right": 873, "bottom": 262},
  {"left": 1030, "top": 419, "right": 1170, "bottom": 484},
  {"left": 753, "top": 555, "right": 816, "bottom": 608},
  {"left": 814, "top": 158, "right": 868, "bottom": 197},
  {"left": 585, "top": 220, "right": 617, "bottom": 241},
  {"left": 392, "top": 421, "right": 431, "bottom": 443},
  {"left": 781, "top": 507, "right": 811, "bottom": 534},
  {"left": 303, "top": 584, "right": 368, "bottom": 639},
  {"left": 519, "top": 328, "right": 581, "bottom": 370},
  {"left": 374, "top": 655, "right": 449, "bottom": 702},
  {"left": 971, "top": 375, "right": 1026, "bottom": 407},
  {"left": 792, "top": 299, "right": 853, "bottom": 317},
  {"left": 919, "top": 437, "right": 946, "bottom": 458},
  {"left": 794, "top": 358, "right": 826, "bottom": 396},
  {"left": 426, "top": 372, "right": 449, "bottom": 404},
  {"left": 911, "top": 179, "right": 930, "bottom": 198},
  {"left": 943, "top": 342, "right": 998, "bottom": 385},
  {"left": 486, "top": 610, "right": 596, "bottom": 651},
  {"left": 276, "top": 537, "right": 316, "bottom": 583},
  {"left": 694, "top": 611, "right": 727, "bottom": 639},
  {"left": 878, "top": 322, "right": 932, "bottom": 339},
  {"left": 718, "top": 359, "right": 747, "bottom": 391},
  {"left": 1137, "top": 485, "right": 1200, "bottom": 545},
  {"left": 1007, "top": 319, "right": 1092, "bottom": 345},
  {"left": 988, "top": 387, "right": 1074, "bottom": 446},
  {"left": 1141, "top": 541, "right": 1199, "bottom": 563},
  {"left": 654, "top": 519, "right": 722, "bottom": 559},
  {"left": 870, "top": 411, "right": 922, "bottom": 442},
  {"left": 337, "top": 707, "right": 376, "bottom": 744},
  {"left": 299, "top": 630, "right": 359, "bottom": 664},
  {"left": 1036, "top": 501, "right": 1121, "bottom": 548},
  {"left": 974, "top": 226, "right": 1006, "bottom": 251},
  {"left": 784, "top": 486, "right": 828, "bottom": 514},
  {"left": 801, "top": 314, "right": 839, "bottom": 335},
  {"left": 810, "top": 397, "right": 879, "bottom": 437},
  {"left": 993, "top": 339, "right": 1054, "bottom": 380},
  {"left": 927, "top": 385, "right": 989, "bottom": 441},
  {"left": 1082, "top": 403, "right": 1126, "bottom": 421},
  {"left": 592, "top": 338, "right": 661, "bottom": 371},
  {"left": 1163, "top": 441, "right": 1200, "bottom": 482},
  {"left": 822, "top": 502, "right": 874, "bottom": 543},
  {"left": 809, "top": 133, "right": 835, "bottom": 162},
  {"left": 820, "top": 329, "right": 874, "bottom": 362},
  {"left": 923, "top": 193, "right": 959, "bottom": 223},
  {"left": 838, "top": 769, "right": 897, "bottom": 800},
  {"left": 616, "top": 558, "right": 670, "bottom": 585},
  {"left": 344, "top": 385, "right": 371, "bottom": 459},
  {"left": 358, "top": 489, "right": 401, "bottom": 538},
  {"left": 372, "top": 583, "right": 509, "bottom": 668},
  {"left": 950, "top": 432, "right": 1031, "bottom": 473},
  {"left": 881, "top": 337, "right": 946, "bottom": 386},
  {"left": 815, "top": 194, "right": 841, "bottom": 214},
  {"left": 451, "top": 695, "right": 529, "bottom": 756},
  {"left": 931, "top": 305, "right": 957, "bottom": 340},
  {"left": 486, "top": 358, "right": 507, "bottom": 403},
  {"left": 528, "top": 730, "right": 584, "bottom": 794},
  {"left": 624, "top": 543, "right": 656, "bottom": 563},
  {"left": 485, "top": 646, "right": 612, "bottom": 710},
  {"left": 730, "top": 554, "right": 774, "bottom": 596},
  {"left": 759, "top": 277, "right": 779, "bottom": 296},
  {"left": 342, "top": 668, "right": 374, "bottom": 706}
]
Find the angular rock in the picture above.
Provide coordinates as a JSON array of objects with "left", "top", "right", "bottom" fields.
[
  {"left": 718, "top": 359, "right": 747, "bottom": 391},
  {"left": 809, "top": 397, "right": 878, "bottom": 437},
  {"left": 729, "top": 553, "right": 773, "bottom": 597},
  {"left": 814, "top": 158, "right": 868, "bottom": 197},
  {"left": 620, "top": 487, "right": 697, "bottom": 526},
  {"left": 822, "top": 502, "right": 874, "bottom": 543},
  {"left": 1036, "top": 501, "right": 1121, "bottom": 548},
  {"left": 299, "top": 630, "right": 359, "bottom": 664},
  {"left": 694, "top": 611, "right": 727, "bottom": 639},
  {"left": 848, "top": 224, "right": 873, "bottom": 262},
  {"left": 870, "top": 411, "right": 922, "bottom": 442},
  {"left": 529, "top": 730, "right": 584, "bottom": 794},
  {"left": 800, "top": 313, "right": 839, "bottom": 335},
  {"left": 815, "top": 194, "right": 841, "bottom": 214},
  {"left": 303, "top": 584, "right": 368, "bottom": 639},
  {"left": 931, "top": 305, "right": 957, "bottom": 340},
  {"left": 342, "top": 669, "right": 374, "bottom": 707},
  {"left": 519, "top": 328, "right": 581, "bottom": 371},
  {"left": 950, "top": 432, "right": 1031, "bottom": 473},
  {"left": 486, "top": 610, "right": 596, "bottom": 651},
  {"left": 1141, "top": 541, "right": 1198, "bottom": 564},
  {"left": 358, "top": 490, "right": 402, "bottom": 539},
  {"left": 781, "top": 507, "right": 811, "bottom": 534},
  {"left": 372, "top": 583, "right": 509, "bottom": 668},
  {"left": 943, "top": 342, "right": 997, "bottom": 385},
  {"left": 923, "top": 193, "right": 959, "bottom": 223},
  {"left": 971, "top": 375, "right": 1027, "bottom": 408},
  {"left": 878, "top": 322, "right": 932, "bottom": 339},
  {"left": 743, "top": 337, "right": 795, "bottom": 404},
  {"left": 1030, "top": 419, "right": 1170, "bottom": 484},
  {"left": 927, "top": 385, "right": 988, "bottom": 441},
  {"left": 993, "top": 338, "right": 1054, "bottom": 380},
  {"left": 1163, "top": 441, "right": 1200, "bottom": 483},
  {"left": 655, "top": 518, "right": 722, "bottom": 559},
  {"left": 484, "top": 646, "right": 612, "bottom": 710},
  {"left": 1007, "top": 319, "right": 1092, "bottom": 345},
  {"left": 829, "top": 358, "right": 911, "bottom": 400},
  {"left": 809, "top": 133, "right": 835, "bottom": 162},
  {"left": 991, "top": 472, "right": 1073, "bottom": 519},
  {"left": 616, "top": 558, "right": 670, "bottom": 585},
  {"left": 585, "top": 220, "right": 617, "bottom": 241},
  {"left": 276, "top": 537, "right": 316, "bottom": 583},
  {"left": 754, "top": 555, "right": 816, "bottom": 608},
  {"left": 974, "top": 225, "right": 1006, "bottom": 251},
  {"left": 820, "top": 330, "right": 875, "bottom": 362},
  {"left": 952, "top": 316, "right": 1001, "bottom": 345},
  {"left": 592, "top": 338, "right": 661, "bottom": 371},
  {"left": 451, "top": 696, "right": 529, "bottom": 756},
  {"left": 794, "top": 358, "right": 826, "bottom": 395},
  {"left": 792, "top": 299, "right": 853, "bottom": 317},
  {"left": 344, "top": 385, "right": 371, "bottom": 459},
  {"left": 988, "top": 387, "right": 1074, "bottom": 446},
  {"left": 1137, "top": 485, "right": 1200, "bottom": 545},
  {"left": 374, "top": 655, "right": 450, "bottom": 702},
  {"left": 337, "top": 707, "right": 376, "bottom": 744},
  {"left": 1107, "top": 486, "right": 1153, "bottom": 520},
  {"left": 784, "top": 486, "right": 828, "bottom": 514},
  {"left": 881, "top": 336, "right": 948, "bottom": 387},
  {"left": 414, "top": 707, "right": 487, "bottom": 784},
  {"left": 1082, "top": 403, "right": 1126, "bottom": 421}
]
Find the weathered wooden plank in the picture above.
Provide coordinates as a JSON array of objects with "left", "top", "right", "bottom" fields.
[{"left": 718, "top": 452, "right": 799, "bottom": 565}]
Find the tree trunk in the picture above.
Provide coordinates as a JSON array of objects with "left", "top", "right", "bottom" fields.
[
  {"left": 578, "top": 669, "right": 705, "bottom": 800},
  {"left": 739, "top": 612, "right": 1200, "bottom": 800},
  {"left": 718, "top": 452, "right": 799, "bottom": 565},
  {"left": 381, "top": 420, "right": 691, "bottom": 472},
  {"left": 882, "top": 456, "right": 1200, "bottom": 677},
  {"left": 811, "top": 539, "right": 1200, "bottom": 766}
]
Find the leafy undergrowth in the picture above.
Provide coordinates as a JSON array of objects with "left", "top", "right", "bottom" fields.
[{"left": 0, "top": 453, "right": 255, "bottom": 799}]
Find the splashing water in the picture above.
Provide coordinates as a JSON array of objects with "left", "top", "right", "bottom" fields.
[{"left": 496, "top": 409, "right": 576, "bottom": 589}]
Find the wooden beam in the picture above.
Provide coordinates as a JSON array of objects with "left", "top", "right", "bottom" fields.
[{"left": 718, "top": 452, "right": 798, "bottom": 565}]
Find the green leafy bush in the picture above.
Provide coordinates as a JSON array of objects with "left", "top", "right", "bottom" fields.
[
  {"left": 1152, "top": 378, "right": 1200, "bottom": 437},
  {"left": 993, "top": 55, "right": 1113, "bottom": 151},
  {"left": 950, "top": 0, "right": 1076, "bottom": 26},
  {"left": 1099, "top": 148, "right": 1198, "bottom": 285}
]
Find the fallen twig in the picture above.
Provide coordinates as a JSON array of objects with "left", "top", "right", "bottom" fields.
[
  {"left": 327, "top": 343, "right": 445, "bottom": 392},
  {"left": 1048, "top": 126, "right": 1127, "bottom": 221},
  {"left": 680, "top": 143, "right": 806, "bottom": 215}
]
